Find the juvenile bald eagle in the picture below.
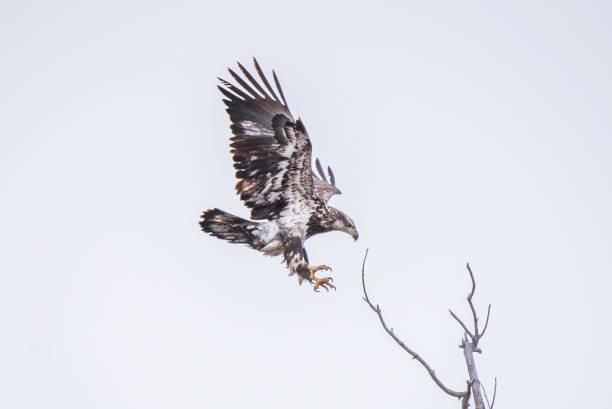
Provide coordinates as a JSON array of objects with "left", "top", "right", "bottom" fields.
[{"left": 200, "top": 59, "right": 358, "bottom": 291}]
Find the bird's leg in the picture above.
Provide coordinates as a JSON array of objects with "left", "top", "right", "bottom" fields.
[{"left": 308, "top": 265, "right": 335, "bottom": 291}]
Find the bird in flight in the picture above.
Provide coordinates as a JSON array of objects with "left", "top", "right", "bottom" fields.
[{"left": 200, "top": 58, "right": 358, "bottom": 291}]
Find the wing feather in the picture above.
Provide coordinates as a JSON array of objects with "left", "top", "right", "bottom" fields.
[
  {"left": 238, "top": 62, "right": 270, "bottom": 99},
  {"left": 228, "top": 68, "right": 264, "bottom": 99},
  {"left": 218, "top": 78, "right": 252, "bottom": 101},
  {"left": 315, "top": 158, "right": 326, "bottom": 181},
  {"left": 328, "top": 166, "right": 336, "bottom": 186},
  {"left": 312, "top": 158, "right": 342, "bottom": 203},
  {"left": 253, "top": 58, "right": 280, "bottom": 102},
  {"left": 273, "top": 70, "right": 289, "bottom": 108},
  {"left": 217, "top": 84, "right": 246, "bottom": 102},
  {"left": 219, "top": 60, "right": 314, "bottom": 220}
]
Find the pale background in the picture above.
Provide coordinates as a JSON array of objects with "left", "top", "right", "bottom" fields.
[{"left": 1, "top": 1, "right": 610, "bottom": 408}]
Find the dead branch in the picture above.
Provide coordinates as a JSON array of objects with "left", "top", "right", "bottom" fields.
[
  {"left": 361, "top": 249, "right": 466, "bottom": 400},
  {"left": 449, "top": 309, "right": 475, "bottom": 340},
  {"left": 449, "top": 263, "right": 493, "bottom": 409},
  {"left": 462, "top": 263, "right": 492, "bottom": 348},
  {"left": 482, "top": 378, "right": 497, "bottom": 409},
  {"left": 361, "top": 250, "right": 497, "bottom": 409}
]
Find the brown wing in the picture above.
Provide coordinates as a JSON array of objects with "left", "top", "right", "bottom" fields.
[
  {"left": 219, "top": 59, "right": 315, "bottom": 220},
  {"left": 313, "top": 158, "right": 342, "bottom": 203}
]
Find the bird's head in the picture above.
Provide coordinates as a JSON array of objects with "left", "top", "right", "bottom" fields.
[{"left": 331, "top": 210, "right": 359, "bottom": 241}]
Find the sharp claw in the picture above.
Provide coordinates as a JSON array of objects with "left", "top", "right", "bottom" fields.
[{"left": 307, "top": 265, "right": 336, "bottom": 292}]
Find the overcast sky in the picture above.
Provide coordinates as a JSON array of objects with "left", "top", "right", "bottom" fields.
[{"left": 1, "top": 1, "right": 611, "bottom": 408}]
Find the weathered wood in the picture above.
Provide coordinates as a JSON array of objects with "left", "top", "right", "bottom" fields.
[{"left": 463, "top": 335, "right": 485, "bottom": 409}]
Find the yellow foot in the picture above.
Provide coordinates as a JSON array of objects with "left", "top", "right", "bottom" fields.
[
  {"left": 308, "top": 265, "right": 335, "bottom": 292},
  {"left": 308, "top": 264, "right": 332, "bottom": 274}
]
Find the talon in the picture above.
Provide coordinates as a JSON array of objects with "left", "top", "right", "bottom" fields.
[
  {"left": 311, "top": 275, "right": 336, "bottom": 292},
  {"left": 308, "top": 264, "right": 332, "bottom": 273},
  {"left": 301, "top": 264, "right": 336, "bottom": 291}
]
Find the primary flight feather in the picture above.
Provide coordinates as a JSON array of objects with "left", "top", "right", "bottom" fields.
[{"left": 200, "top": 58, "right": 358, "bottom": 291}]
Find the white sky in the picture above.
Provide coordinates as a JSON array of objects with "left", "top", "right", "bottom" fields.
[{"left": 1, "top": 1, "right": 611, "bottom": 408}]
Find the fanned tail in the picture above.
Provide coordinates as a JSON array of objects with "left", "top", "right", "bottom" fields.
[{"left": 199, "top": 208, "right": 259, "bottom": 245}]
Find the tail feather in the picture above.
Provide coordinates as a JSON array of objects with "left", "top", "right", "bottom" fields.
[{"left": 200, "top": 208, "right": 258, "bottom": 245}]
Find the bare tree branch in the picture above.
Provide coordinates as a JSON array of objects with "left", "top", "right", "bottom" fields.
[
  {"left": 449, "top": 309, "right": 475, "bottom": 340},
  {"left": 361, "top": 249, "right": 466, "bottom": 400},
  {"left": 452, "top": 264, "right": 493, "bottom": 409},
  {"left": 480, "top": 304, "right": 492, "bottom": 340},
  {"left": 481, "top": 378, "right": 497, "bottom": 409},
  {"left": 361, "top": 251, "right": 497, "bottom": 409},
  {"left": 466, "top": 263, "right": 480, "bottom": 341}
]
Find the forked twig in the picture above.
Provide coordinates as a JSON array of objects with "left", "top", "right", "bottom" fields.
[
  {"left": 449, "top": 263, "right": 492, "bottom": 349},
  {"left": 482, "top": 378, "right": 497, "bottom": 409}
]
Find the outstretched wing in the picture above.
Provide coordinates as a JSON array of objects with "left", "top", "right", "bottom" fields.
[
  {"left": 219, "top": 59, "right": 315, "bottom": 220},
  {"left": 313, "top": 158, "right": 342, "bottom": 203}
]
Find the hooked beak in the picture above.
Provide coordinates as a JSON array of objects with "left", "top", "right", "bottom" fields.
[{"left": 352, "top": 230, "right": 359, "bottom": 241}]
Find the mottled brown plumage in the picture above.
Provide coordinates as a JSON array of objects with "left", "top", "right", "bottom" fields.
[{"left": 200, "top": 59, "right": 358, "bottom": 289}]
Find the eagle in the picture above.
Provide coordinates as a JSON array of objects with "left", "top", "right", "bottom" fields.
[{"left": 200, "top": 59, "right": 358, "bottom": 291}]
